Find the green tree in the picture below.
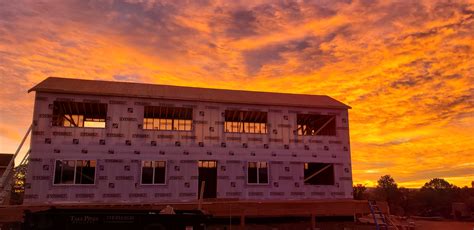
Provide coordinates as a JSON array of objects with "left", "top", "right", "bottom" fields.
[
  {"left": 398, "top": 187, "right": 420, "bottom": 216},
  {"left": 418, "top": 178, "right": 457, "bottom": 217},
  {"left": 375, "top": 175, "right": 398, "bottom": 200},
  {"left": 375, "top": 175, "right": 402, "bottom": 214},
  {"left": 422, "top": 178, "right": 454, "bottom": 190},
  {"left": 353, "top": 184, "right": 367, "bottom": 200}
]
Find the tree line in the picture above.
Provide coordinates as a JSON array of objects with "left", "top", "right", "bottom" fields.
[{"left": 353, "top": 175, "right": 474, "bottom": 218}]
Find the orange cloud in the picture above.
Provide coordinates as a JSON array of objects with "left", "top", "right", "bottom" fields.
[{"left": 0, "top": 0, "right": 473, "bottom": 187}]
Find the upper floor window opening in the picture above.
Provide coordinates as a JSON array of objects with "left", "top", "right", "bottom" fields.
[
  {"left": 143, "top": 106, "right": 192, "bottom": 131},
  {"left": 224, "top": 110, "right": 267, "bottom": 134},
  {"left": 52, "top": 101, "right": 107, "bottom": 128},
  {"left": 297, "top": 114, "right": 336, "bottom": 136}
]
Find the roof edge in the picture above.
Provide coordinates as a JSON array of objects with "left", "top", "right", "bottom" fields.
[
  {"left": 28, "top": 77, "right": 50, "bottom": 93},
  {"left": 29, "top": 77, "right": 352, "bottom": 109}
]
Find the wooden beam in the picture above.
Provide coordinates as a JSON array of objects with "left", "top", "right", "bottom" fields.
[
  {"left": 74, "top": 102, "right": 82, "bottom": 125},
  {"left": 100, "top": 103, "right": 106, "bottom": 118},
  {"left": 87, "top": 102, "right": 94, "bottom": 119},
  {"left": 240, "top": 215, "right": 245, "bottom": 229},
  {"left": 297, "top": 114, "right": 316, "bottom": 135},
  {"left": 306, "top": 116, "right": 327, "bottom": 135},
  {"left": 61, "top": 102, "right": 77, "bottom": 127},
  {"left": 158, "top": 106, "right": 162, "bottom": 127},
  {"left": 88, "top": 102, "right": 94, "bottom": 119},
  {"left": 198, "top": 181, "right": 205, "bottom": 210},
  {"left": 232, "top": 110, "right": 238, "bottom": 122},
  {"left": 314, "top": 116, "right": 335, "bottom": 136},
  {"left": 304, "top": 164, "right": 332, "bottom": 183},
  {"left": 57, "top": 102, "right": 74, "bottom": 126},
  {"left": 187, "top": 107, "right": 192, "bottom": 120},
  {"left": 253, "top": 111, "right": 261, "bottom": 123}
]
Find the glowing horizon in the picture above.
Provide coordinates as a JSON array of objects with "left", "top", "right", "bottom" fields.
[{"left": 0, "top": 0, "right": 473, "bottom": 188}]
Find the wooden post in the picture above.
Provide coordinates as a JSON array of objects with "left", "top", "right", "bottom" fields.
[
  {"left": 240, "top": 215, "right": 245, "bottom": 230},
  {"left": 198, "top": 181, "right": 205, "bottom": 210},
  {"left": 311, "top": 213, "right": 316, "bottom": 229}
]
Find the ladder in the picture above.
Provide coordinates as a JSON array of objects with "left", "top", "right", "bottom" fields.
[
  {"left": 368, "top": 200, "right": 389, "bottom": 230},
  {"left": 0, "top": 124, "right": 32, "bottom": 205}
]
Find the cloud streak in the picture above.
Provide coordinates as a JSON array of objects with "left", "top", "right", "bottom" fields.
[{"left": 0, "top": 0, "right": 473, "bottom": 187}]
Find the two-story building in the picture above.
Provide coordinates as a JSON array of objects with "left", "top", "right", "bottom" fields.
[{"left": 23, "top": 77, "right": 353, "bottom": 204}]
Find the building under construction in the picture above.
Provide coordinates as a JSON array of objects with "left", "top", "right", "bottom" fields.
[
  {"left": 22, "top": 77, "right": 353, "bottom": 204},
  {"left": 0, "top": 77, "right": 393, "bottom": 229}
]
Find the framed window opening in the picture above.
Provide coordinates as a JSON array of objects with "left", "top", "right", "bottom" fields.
[
  {"left": 247, "top": 161, "right": 269, "bottom": 184},
  {"left": 143, "top": 106, "right": 192, "bottom": 131},
  {"left": 53, "top": 160, "right": 96, "bottom": 185},
  {"left": 224, "top": 110, "right": 267, "bottom": 134},
  {"left": 297, "top": 114, "right": 336, "bottom": 136},
  {"left": 141, "top": 160, "right": 167, "bottom": 185},
  {"left": 304, "top": 163, "right": 334, "bottom": 185},
  {"left": 52, "top": 101, "right": 107, "bottom": 128}
]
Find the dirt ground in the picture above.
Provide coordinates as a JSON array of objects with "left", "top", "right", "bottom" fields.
[
  {"left": 415, "top": 220, "right": 474, "bottom": 230},
  {"left": 208, "top": 220, "right": 474, "bottom": 230}
]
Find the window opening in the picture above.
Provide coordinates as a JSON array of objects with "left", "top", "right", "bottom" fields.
[
  {"left": 225, "top": 110, "right": 267, "bottom": 134},
  {"left": 144, "top": 106, "right": 192, "bottom": 131}
]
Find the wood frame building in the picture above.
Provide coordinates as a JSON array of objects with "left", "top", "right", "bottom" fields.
[{"left": 23, "top": 77, "right": 353, "bottom": 204}]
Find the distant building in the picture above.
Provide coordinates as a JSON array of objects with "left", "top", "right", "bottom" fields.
[{"left": 23, "top": 77, "right": 353, "bottom": 204}]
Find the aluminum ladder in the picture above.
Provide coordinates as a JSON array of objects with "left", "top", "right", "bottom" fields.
[
  {"left": 0, "top": 124, "right": 32, "bottom": 204},
  {"left": 368, "top": 200, "right": 389, "bottom": 230}
]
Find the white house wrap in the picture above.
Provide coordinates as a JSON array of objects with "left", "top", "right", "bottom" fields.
[{"left": 24, "top": 77, "right": 353, "bottom": 204}]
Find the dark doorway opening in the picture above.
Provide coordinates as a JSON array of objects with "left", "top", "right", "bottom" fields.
[{"left": 198, "top": 160, "right": 217, "bottom": 199}]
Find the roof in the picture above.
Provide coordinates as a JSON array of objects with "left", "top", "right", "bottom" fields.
[
  {"left": 0, "top": 154, "right": 13, "bottom": 166},
  {"left": 29, "top": 77, "right": 351, "bottom": 109}
]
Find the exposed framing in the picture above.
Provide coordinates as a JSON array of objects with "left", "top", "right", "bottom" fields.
[
  {"left": 297, "top": 114, "right": 336, "bottom": 136},
  {"left": 52, "top": 101, "right": 107, "bottom": 128},
  {"left": 303, "top": 163, "right": 335, "bottom": 185},
  {"left": 143, "top": 106, "right": 193, "bottom": 131},
  {"left": 224, "top": 110, "right": 268, "bottom": 134}
]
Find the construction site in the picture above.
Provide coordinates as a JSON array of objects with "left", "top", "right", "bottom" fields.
[{"left": 0, "top": 77, "right": 406, "bottom": 229}]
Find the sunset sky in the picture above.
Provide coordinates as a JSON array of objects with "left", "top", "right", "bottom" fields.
[{"left": 0, "top": 0, "right": 473, "bottom": 188}]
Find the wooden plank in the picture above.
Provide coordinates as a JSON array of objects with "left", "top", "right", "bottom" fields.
[
  {"left": 304, "top": 164, "right": 332, "bottom": 182},
  {"left": 313, "top": 116, "right": 334, "bottom": 135}
]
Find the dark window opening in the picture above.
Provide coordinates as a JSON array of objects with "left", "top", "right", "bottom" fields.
[
  {"left": 247, "top": 162, "right": 268, "bottom": 184},
  {"left": 143, "top": 106, "right": 192, "bottom": 131},
  {"left": 297, "top": 114, "right": 336, "bottom": 136},
  {"left": 54, "top": 160, "right": 96, "bottom": 185},
  {"left": 225, "top": 110, "right": 267, "bottom": 134},
  {"left": 304, "top": 163, "right": 334, "bottom": 185},
  {"left": 52, "top": 101, "right": 107, "bottom": 128},
  {"left": 141, "top": 161, "right": 166, "bottom": 184}
]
